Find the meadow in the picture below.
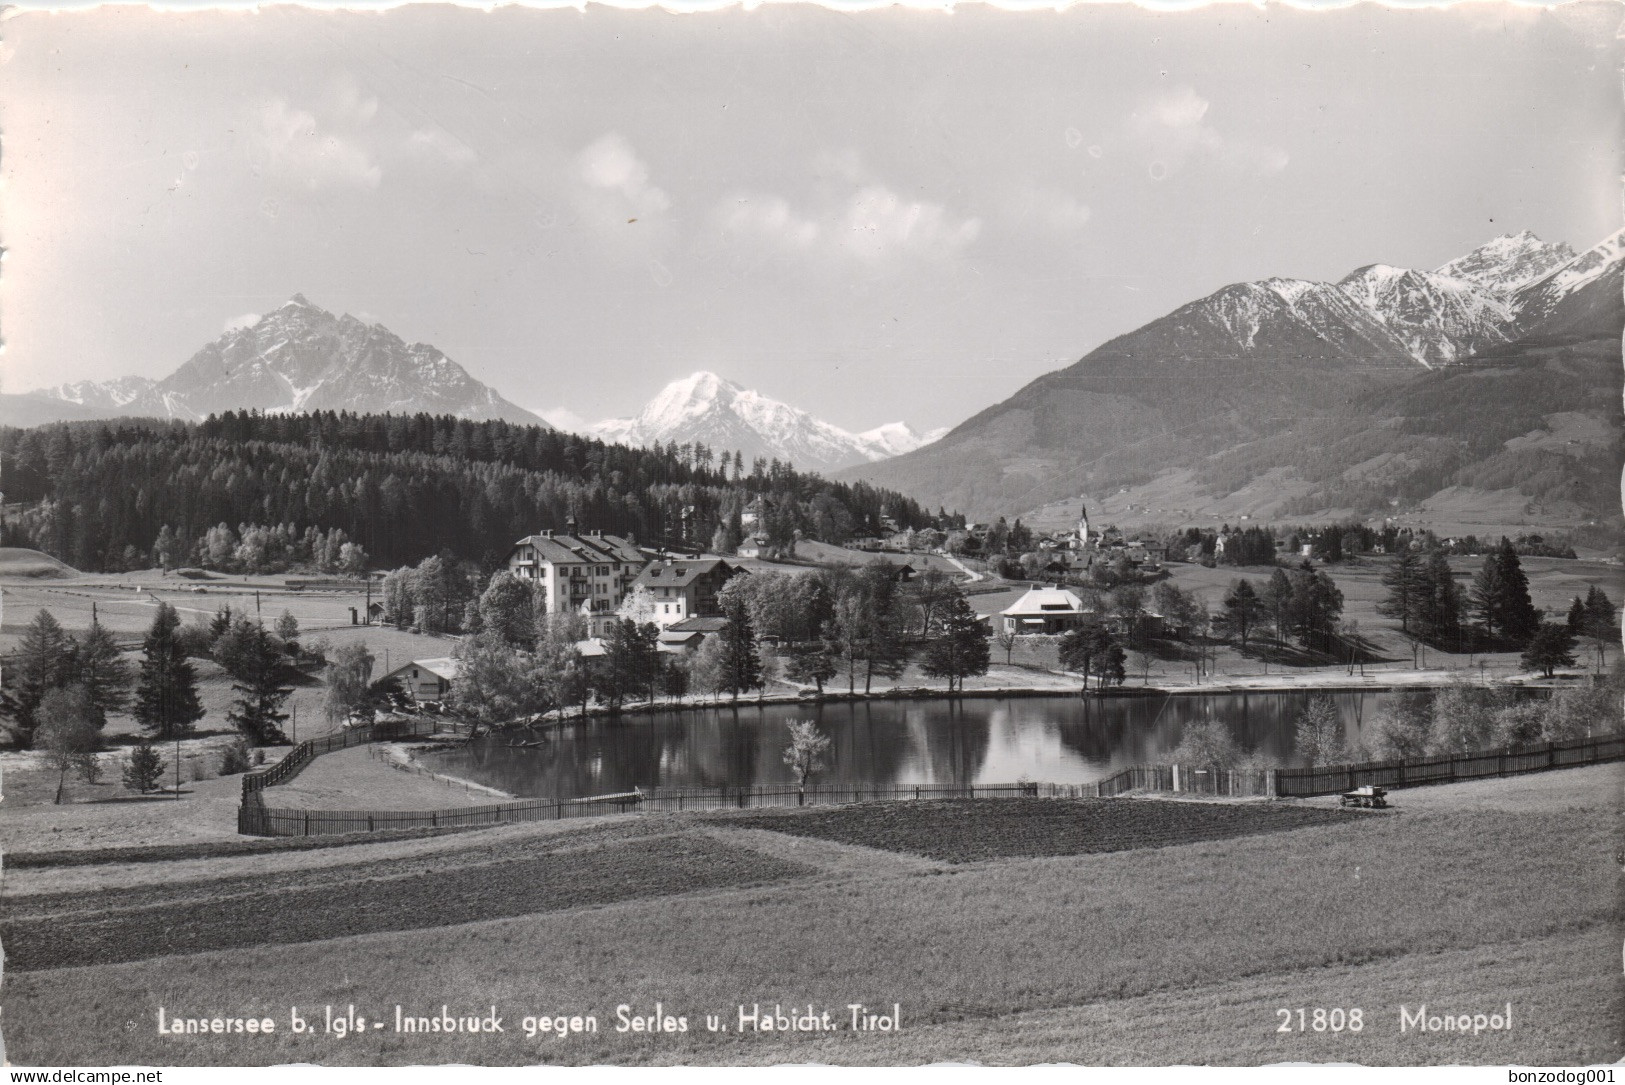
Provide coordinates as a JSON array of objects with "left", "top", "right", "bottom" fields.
[{"left": 5, "top": 765, "right": 1619, "bottom": 1066}]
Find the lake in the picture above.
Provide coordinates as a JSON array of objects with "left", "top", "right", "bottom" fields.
[{"left": 421, "top": 690, "right": 1437, "bottom": 800}]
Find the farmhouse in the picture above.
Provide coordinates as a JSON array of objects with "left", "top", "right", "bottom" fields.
[
  {"left": 505, "top": 529, "right": 649, "bottom": 637},
  {"left": 656, "top": 615, "right": 730, "bottom": 651},
  {"left": 632, "top": 558, "right": 740, "bottom": 627},
  {"left": 999, "top": 586, "right": 1093, "bottom": 635},
  {"left": 379, "top": 657, "right": 460, "bottom": 702}
]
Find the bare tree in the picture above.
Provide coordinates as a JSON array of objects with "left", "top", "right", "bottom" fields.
[
  {"left": 994, "top": 625, "right": 1018, "bottom": 666},
  {"left": 782, "top": 719, "right": 832, "bottom": 805}
]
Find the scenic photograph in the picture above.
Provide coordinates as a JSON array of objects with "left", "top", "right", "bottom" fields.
[{"left": 0, "top": 1, "right": 1620, "bottom": 1070}]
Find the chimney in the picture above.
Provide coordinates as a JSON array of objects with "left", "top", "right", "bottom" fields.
[{"left": 540, "top": 529, "right": 553, "bottom": 538}]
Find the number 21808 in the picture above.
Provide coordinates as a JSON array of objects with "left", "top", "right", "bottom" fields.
[{"left": 1278, "top": 1008, "right": 1363, "bottom": 1033}]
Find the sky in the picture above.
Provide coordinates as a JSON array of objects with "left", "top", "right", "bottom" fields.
[{"left": 0, "top": 2, "right": 1619, "bottom": 434}]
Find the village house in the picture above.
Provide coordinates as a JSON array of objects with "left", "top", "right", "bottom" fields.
[
  {"left": 632, "top": 557, "right": 741, "bottom": 628},
  {"left": 505, "top": 528, "right": 650, "bottom": 637},
  {"left": 656, "top": 614, "right": 730, "bottom": 651},
  {"left": 998, "top": 585, "right": 1094, "bottom": 635},
  {"left": 378, "top": 657, "right": 461, "bottom": 702}
]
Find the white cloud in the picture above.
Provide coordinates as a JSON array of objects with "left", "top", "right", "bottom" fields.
[
  {"left": 222, "top": 312, "right": 261, "bottom": 333},
  {"left": 252, "top": 98, "right": 381, "bottom": 191},
  {"left": 405, "top": 127, "right": 477, "bottom": 165},
  {"left": 1129, "top": 85, "right": 1288, "bottom": 179},
  {"left": 1032, "top": 189, "right": 1093, "bottom": 231},
  {"left": 576, "top": 132, "right": 670, "bottom": 217},
  {"left": 720, "top": 170, "right": 981, "bottom": 267},
  {"left": 537, "top": 406, "right": 593, "bottom": 433}
]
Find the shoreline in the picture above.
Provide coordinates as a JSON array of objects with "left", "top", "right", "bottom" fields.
[{"left": 506, "top": 668, "right": 1581, "bottom": 728}]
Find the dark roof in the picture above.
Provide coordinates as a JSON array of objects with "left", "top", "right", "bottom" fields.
[
  {"left": 668, "top": 616, "right": 729, "bottom": 633},
  {"left": 509, "top": 533, "right": 645, "bottom": 565},
  {"left": 633, "top": 558, "right": 733, "bottom": 589}
]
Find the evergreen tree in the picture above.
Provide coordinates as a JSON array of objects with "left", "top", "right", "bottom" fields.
[
  {"left": 1567, "top": 595, "right": 1588, "bottom": 632},
  {"left": 1217, "top": 579, "right": 1267, "bottom": 647},
  {"left": 1493, "top": 539, "right": 1540, "bottom": 643},
  {"left": 0, "top": 609, "right": 76, "bottom": 747},
  {"left": 1286, "top": 565, "right": 1344, "bottom": 651},
  {"left": 716, "top": 593, "right": 763, "bottom": 704},
  {"left": 122, "top": 738, "right": 166, "bottom": 794},
  {"left": 602, "top": 619, "right": 661, "bottom": 709},
  {"left": 1416, "top": 549, "right": 1463, "bottom": 645},
  {"left": 1058, "top": 618, "right": 1114, "bottom": 693},
  {"left": 71, "top": 621, "right": 133, "bottom": 729},
  {"left": 225, "top": 623, "right": 293, "bottom": 745},
  {"left": 134, "top": 602, "right": 205, "bottom": 739},
  {"left": 1377, "top": 549, "right": 1425, "bottom": 634},
  {"left": 920, "top": 595, "right": 991, "bottom": 693},
  {"left": 1581, "top": 586, "right": 1618, "bottom": 669}
]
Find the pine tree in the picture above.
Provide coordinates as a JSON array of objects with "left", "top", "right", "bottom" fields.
[
  {"left": 1493, "top": 539, "right": 1540, "bottom": 644},
  {"left": 225, "top": 623, "right": 292, "bottom": 745},
  {"left": 717, "top": 593, "right": 762, "bottom": 704},
  {"left": 72, "top": 621, "right": 133, "bottom": 728},
  {"left": 1469, "top": 553, "right": 1506, "bottom": 640},
  {"left": 1416, "top": 549, "right": 1462, "bottom": 645},
  {"left": 122, "top": 738, "right": 167, "bottom": 794},
  {"left": 0, "top": 610, "right": 76, "bottom": 748},
  {"left": 134, "top": 602, "right": 205, "bottom": 739},
  {"left": 1582, "top": 586, "right": 1618, "bottom": 669},
  {"left": 1377, "top": 549, "right": 1425, "bottom": 634},
  {"left": 920, "top": 595, "right": 991, "bottom": 693}
]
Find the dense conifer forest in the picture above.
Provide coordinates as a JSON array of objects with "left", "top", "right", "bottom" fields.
[{"left": 0, "top": 412, "right": 938, "bottom": 573}]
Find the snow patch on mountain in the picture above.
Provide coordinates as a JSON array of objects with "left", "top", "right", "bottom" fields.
[
  {"left": 589, "top": 371, "right": 941, "bottom": 473},
  {"left": 32, "top": 296, "right": 546, "bottom": 427},
  {"left": 1435, "top": 230, "right": 1576, "bottom": 296}
]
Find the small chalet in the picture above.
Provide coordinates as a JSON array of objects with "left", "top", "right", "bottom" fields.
[
  {"left": 656, "top": 615, "right": 730, "bottom": 651},
  {"left": 999, "top": 586, "right": 1093, "bottom": 635},
  {"left": 632, "top": 557, "right": 740, "bottom": 627},
  {"left": 379, "top": 657, "right": 461, "bottom": 702}
]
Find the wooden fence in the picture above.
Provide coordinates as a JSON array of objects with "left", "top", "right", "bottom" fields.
[
  {"left": 239, "top": 790, "right": 644, "bottom": 837},
  {"left": 1271, "top": 733, "right": 1625, "bottom": 798},
  {"left": 639, "top": 781, "right": 1040, "bottom": 811},
  {"left": 1090, "top": 764, "right": 1271, "bottom": 798}
]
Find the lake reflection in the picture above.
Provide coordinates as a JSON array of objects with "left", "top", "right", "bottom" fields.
[{"left": 422, "top": 691, "right": 1409, "bottom": 800}]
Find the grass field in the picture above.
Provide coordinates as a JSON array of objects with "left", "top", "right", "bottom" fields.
[
  {"left": 723, "top": 798, "right": 1355, "bottom": 862},
  {"left": 4, "top": 764, "right": 1619, "bottom": 1066}
]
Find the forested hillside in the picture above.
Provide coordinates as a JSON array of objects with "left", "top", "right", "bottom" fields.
[{"left": 0, "top": 412, "right": 938, "bottom": 573}]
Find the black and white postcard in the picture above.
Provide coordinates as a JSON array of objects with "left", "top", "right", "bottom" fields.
[{"left": 0, "top": 0, "right": 1620, "bottom": 1072}]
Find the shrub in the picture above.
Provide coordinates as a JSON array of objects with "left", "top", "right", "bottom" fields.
[{"left": 218, "top": 740, "right": 253, "bottom": 776}]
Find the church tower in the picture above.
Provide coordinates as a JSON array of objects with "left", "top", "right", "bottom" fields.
[{"left": 1076, "top": 503, "right": 1091, "bottom": 548}]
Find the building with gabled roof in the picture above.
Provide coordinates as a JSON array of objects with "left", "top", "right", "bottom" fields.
[
  {"left": 998, "top": 586, "right": 1093, "bottom": 635},
  {"left": 378, "top": 657, "right": 461, "bottom": 702},
  {"left": 505, "top": 530, "right": 651, "bottom": 637},
  {"left": 632, "top": 557, "right": 740, "bottom": 628}
]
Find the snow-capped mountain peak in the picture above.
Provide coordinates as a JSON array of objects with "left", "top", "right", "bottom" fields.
[
  {"left": 589, "top": 371, "right": 943, "bottom": 473},
  {"left": 1336, "top": 262, "right": 1514, "bottom": 367},
  {"left": 31, "top": 294, "right": 546, "bottom": 427},
  {"left": 1434, "top": 230, "right": 1576, "bottom": 296}
]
